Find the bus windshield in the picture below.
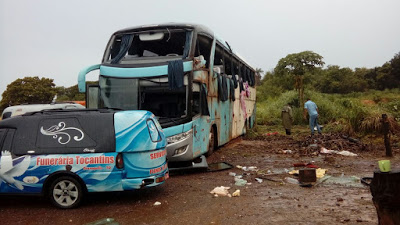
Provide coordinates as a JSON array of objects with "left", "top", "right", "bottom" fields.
[
  {"left": 99, "top": 76, "right": 187, "bottom": 119},
  {"left": 104, "top": 29, "right": 192, "bottom": 64}
]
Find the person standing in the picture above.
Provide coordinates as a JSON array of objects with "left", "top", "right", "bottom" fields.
[
  {"left": 281, "top": 103, "right": 293, "bottom": 135},
  {"left": 303, "top": 98, "right": 322, "bottom": 135}
]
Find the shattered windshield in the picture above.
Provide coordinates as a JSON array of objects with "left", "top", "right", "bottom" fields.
[
  {"left": 99, "top": 76, "right": 187, "bottom": 119},
  {"left": 104, "top": 29, "right": 192, "bottom": 64}
]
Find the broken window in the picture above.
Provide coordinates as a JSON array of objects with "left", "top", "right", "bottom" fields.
[
  {"left": 195, "top": 34, "right": 213, "bottom": 68},
  {"left": 105, "top": 29, "right": 193, "bottom": 64},
  {"left": 214, "top": 44, "right": 225, "bottom": 74}
]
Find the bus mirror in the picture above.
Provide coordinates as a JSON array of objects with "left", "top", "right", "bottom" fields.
[
  {"left": 139, "top": 32, "right": 164, "bottom": 41},
  {"left": 86, "top": 85, "right": 100, "bottom": 109}
]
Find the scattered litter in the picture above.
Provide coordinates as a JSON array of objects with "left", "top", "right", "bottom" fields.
[
  {"left": 309, "top": 144, "right": 318, "bottom": 148},
  {"left": 320, "top": 147, "right": 358, "bottom": 157},
  {"left": 234, "top": 175, "right": 243, "bottom": 179},
  {"left": 321, "top": 176, "right": 363, "bottom": 188},
  {"left": 284, "top": 177, "right": 299, "bottom": 185},
  {"left": 316, "top": 168, "right": 327, "bottom": 178},
  {"left": 232, "top": 190, "right": 241, "bottom": 197},
  {"left": 336, "top": 150, "right": 358, "bottom": 157},
  {"left": 242, "top": 166, "right": 258, "bottom": 172},
  {"left": 265, "top": 132, "right": 279, "bottom": 136},
  {"left": 255, "top": 178, "right": 263, "bottom": 183},
  {"left": 289, "top": 170, "right": 299, "bottom": 175},
  {"left": 154, "top": 201, "right": 162, "bottom": 206},
  {"left": 229, "top": 172, "right": 236, "bottom": 176},
  {"left": 267, "top": 170, "right": 271, "bottom": 174},
  {"left": 208, "top": 162, "right": 233, "bottom": 172},
  {"left": 210, "top": 186, "right": 231, "bottom": 196},
  {"left": 235, "top": 178, "right": 248, "bottom": 186},
  {"left": 282, "top": 150, "right": 293, "bottom": 154}
]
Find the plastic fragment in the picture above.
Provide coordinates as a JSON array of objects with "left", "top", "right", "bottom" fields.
[{"left": 232, "top": 190, "right": 240, "bottom": 197}]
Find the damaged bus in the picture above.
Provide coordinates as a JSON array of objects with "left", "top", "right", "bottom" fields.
[{"left": 78, "top": 23, "right": 256, "bottom": 168}]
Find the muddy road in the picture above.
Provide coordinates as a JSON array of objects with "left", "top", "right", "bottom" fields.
[{"left": 1, "top": 134, "right": 399, "bottom": 225}]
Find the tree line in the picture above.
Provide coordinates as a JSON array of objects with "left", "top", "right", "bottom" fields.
[
  {"left": 258, "top": 51, "right": 400, "bottom": 103},
  {"left": 0, "top": 77, "right": 87, "bottom": 112}
]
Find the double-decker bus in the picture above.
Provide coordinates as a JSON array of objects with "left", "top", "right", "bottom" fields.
[{"left": 78, "top": 23, "right": 256, "bottom": 168}]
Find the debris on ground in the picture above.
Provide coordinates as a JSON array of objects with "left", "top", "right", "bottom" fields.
[
  {"left": 234, "top": 178, "right": 248, "bottom": 186},
  {"left": 210, "top": 186, "right": 231, "bottom": 197},
  {"left": 232, "top": 190, "right": 241, "bottom": 197},
  {"left": 236, "top": 165, "right": 258, "bottom": 171},
  {"left": 320, "top": 147, "right": 358, "bottom": 157},
  {"left": 255, "top": 178, "right": 263, "bottom": 183},
  {"left": 153, "top": 201, "right": 162, "bottom": 206}
]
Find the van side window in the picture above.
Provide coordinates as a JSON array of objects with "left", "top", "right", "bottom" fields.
[
  {"left": 36, "top": 118, "right": 96, "bottom": 153},
  {"left": 2, "top": 112, "right": 12, "bottom": 120},
  {"left": 0, "top": 129, "right": 15, "bottom": 152},
  {"left": 0, "top": 129, "right": 7, "bottom": 149}
]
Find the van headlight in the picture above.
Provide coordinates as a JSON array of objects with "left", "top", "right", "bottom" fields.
[{"left": 167, "top": 129, "right": 193, "bottom": 144}]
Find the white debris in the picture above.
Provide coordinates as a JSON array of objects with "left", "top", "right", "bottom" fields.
[
  {"left": 154, "top": 201, "right": 162, "bottom": 206},
  {"left": 255, "top": 178, "right": 263, "bottom": 183},
  {"left": 337, "top": 150, "right": 358, "bottom": 157},
  {"left": 282, "top": 150, "right": 292, "bottom": 154},
  {"left": 229, "top": 172, "right": 236, "bottom": 176},
  {"left": 232, "top": 190, "right": 241, "bottom": 197},
  {"left": 320, "top": 147, "right": 357, "bottom": 156},
  {"left": 210, "top": 186, "right": 231, "bottom": 196}
]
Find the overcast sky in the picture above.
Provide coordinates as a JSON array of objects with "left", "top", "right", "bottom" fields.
[{"left": 1, "top": 0, "right": 400, "bottom": 100}]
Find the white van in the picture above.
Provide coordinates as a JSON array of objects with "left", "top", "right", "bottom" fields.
[{"left": 1, "top": 103, "right": 85, "bottom": 120}]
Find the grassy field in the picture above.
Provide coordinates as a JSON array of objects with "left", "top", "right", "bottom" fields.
[{"left": 256, "top": 89, "right": 400, "bottom": 138}]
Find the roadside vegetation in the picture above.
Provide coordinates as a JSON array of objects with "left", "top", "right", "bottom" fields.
[{"left": 255, "top": 51, "right": 400, "bottom": 140}]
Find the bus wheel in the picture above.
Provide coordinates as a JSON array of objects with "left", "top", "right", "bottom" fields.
[
  {"left": 206, "top": 127, "right": 216, "bottom": 156},
  {"left": 49, "top": 176, "right": 83, "bottom": 209}
]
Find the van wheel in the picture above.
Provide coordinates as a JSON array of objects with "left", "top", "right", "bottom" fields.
[
  {"left": 49, "top": 176, "right": 83, "bottom": 209},
  {"left": 206, "top": 127, "right": 216, "bottom": 157}
]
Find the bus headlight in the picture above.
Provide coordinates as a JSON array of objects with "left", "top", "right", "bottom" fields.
[{"left": 167, "top": 129, "right": 193, "bottom": 144}]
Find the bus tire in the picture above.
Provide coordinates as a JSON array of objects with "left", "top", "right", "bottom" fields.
[
  {"left": 49, "top": 176, "right": 83, "bottom": 209},
  {"left": 206, "top": 126, "right": 216, "bottom": 157}
]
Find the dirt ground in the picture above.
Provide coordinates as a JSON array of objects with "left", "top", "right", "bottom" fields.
[{"left": 1, "top": 133, "right": 399, "bottom": 225}]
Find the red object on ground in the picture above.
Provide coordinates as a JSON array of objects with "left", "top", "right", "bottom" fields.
[{"left": 306, "top": 164, "right": 319, "bottom": 169}]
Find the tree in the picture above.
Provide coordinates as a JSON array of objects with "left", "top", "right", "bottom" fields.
[
  {"left": 255, "top": 68, "right": 264, "bottom": 86},
  {"left": 56, "top": 84, "right": 85, "bottom": 101},
  {"left": 274, "top": 51, "right": 324, "bottom": 107},
  {"left": 0, "top": 76, "right": 56, "bottom": 111}
]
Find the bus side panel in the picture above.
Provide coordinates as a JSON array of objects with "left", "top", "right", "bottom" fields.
[
  {"left": 192, "top": 116, "right": 210, "bottom": 157},
  {"left": 219, "top": 94, "right": 231, "bottom": 146}
]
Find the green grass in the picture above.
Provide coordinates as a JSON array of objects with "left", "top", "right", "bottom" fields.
[{"left": 256, "top": 89, "right": 400, "bottom": 136}]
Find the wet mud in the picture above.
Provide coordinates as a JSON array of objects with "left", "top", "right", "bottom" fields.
[{"left": 1, "top": 134, "right": 399, "bottom": 225}]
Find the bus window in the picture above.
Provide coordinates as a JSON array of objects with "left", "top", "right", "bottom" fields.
[
  {"left": 192, "top": 83, "right": 201, "bottom": 116},
  {"left": 214, "top": 44, "right": 225, "bottom": 74},
  {"left": 106, "top": 29, "right": 192, "bottom": 64},
  {"left": 195, "top": 34, "right": 213, "bottom": 68},
  {"left": 224, "top": 52, "right": 232, "bottom": 76}
]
